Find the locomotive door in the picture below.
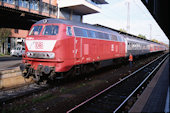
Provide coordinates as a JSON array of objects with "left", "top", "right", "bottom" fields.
[
  {"left": 119, "top": 43, "right": 123, "bottom": 56},
  {"left": 74, "top": 37, "right": 82, "bottom": 64}
]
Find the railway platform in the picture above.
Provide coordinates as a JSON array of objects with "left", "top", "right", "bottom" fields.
[{"left": 129, "top": 56, "right": 169, "bottom": 112}]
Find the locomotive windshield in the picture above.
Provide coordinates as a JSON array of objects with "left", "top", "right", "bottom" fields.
[
  {"left": 29, "top": 25, "right": 42, "bottom": 36},
  {"left": 43, "top": 25, "right": 59, "bottom": 35}
]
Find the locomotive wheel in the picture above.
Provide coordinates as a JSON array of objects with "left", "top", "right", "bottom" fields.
[
  {"left": 48, "top": 71, "right": 56, "bottom": 80},
  {"left": 82, "top": 64, "right": 95, "bottom": 75},
  {"left": 82, "top": 65, "right": 88, "bottom": 75},
  {"left": 23, "top": 68, "right": 31, "bottom": 78},
  {"left": 94, "top": 62, "right": 100, "bottom": 71},
  {"left": 63, "top": 68, "right": 74, "bottom": 78},
  {"left": 33, "top": 71, "right": 41, "bottom": 84},
  {"left": 90, "top": 64, "right": 96, "bottom": 73}
]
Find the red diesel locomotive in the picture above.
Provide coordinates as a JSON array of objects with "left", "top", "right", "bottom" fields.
[{"left": 20, "top": 18, "right": 166, "bottom": 82}]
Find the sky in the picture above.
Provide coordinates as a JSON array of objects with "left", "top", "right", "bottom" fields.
[{"left": 83, "top": 0, "right": 169, "bottom": 45}]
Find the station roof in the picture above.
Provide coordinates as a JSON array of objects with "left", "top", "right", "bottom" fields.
[{"left": 141, "top": 0, "right": 170, "bottom": 39}]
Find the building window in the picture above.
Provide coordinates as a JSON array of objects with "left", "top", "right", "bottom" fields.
[
  {"left": 8, "top": 0, "right": 14, "bottom": 4},
  {"left": 30, "top": 0, "right": 39, "bottom": 11},
  {"left": 52, "top": 6, "right": 57, "bottom": 15},
  {"left": 3, "top": 0, "right": 7, "bottom": 3},
  {"left": 18, "top": 0, "right": 29, "bottom": 8},
  {"left": 34, "top": 2, "right": 39, "bottom": 10},
  {"left": 15, "top": 29, "right": 18, "bottom": 33},
  {"left": 19, "top": 0, "right": 23, "bottom": 7},
  {"left": 23, "top": 1, "right": 29, "bottom": 8},
  {"left": 30, "top": 2, "right": 34, "bottom": 10},
  {"left": 42, "top": 3, "right": 49, "bottom": 13}
]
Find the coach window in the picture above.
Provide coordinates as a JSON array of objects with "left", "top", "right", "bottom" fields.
[{"left": 66, "top": 27, "right": 72, "bottom": 36}]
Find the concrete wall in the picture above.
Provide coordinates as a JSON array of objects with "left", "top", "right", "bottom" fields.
[
  {"left": 0, "top": 68, "right": 33, "bottom": 89},
  {"left": 60, "top": 9, "right": 82, "bottom": 22}
]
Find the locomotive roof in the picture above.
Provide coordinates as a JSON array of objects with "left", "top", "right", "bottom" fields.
[
  {"left": 35, "top": 18, "right": 119, "bottom": 35},
  {"left": 35, "top": 18, "right": 162, "bottom": 45}
]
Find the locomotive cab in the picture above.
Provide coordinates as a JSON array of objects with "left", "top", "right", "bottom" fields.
[{"left": 20, "top": 20, "right": 75, "bottom": 82}]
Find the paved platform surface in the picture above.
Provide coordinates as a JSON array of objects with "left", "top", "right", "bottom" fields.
[
  {"left": 130, "top": 57, "right": 169, "bottom": 112},
  {"left": 0, "top": 56, "right": 21, "bottom": 70}
]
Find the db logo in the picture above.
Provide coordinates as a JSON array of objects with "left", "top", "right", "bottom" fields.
[{"left": 34, "top": 42, "right": 43, "bottom": 49}]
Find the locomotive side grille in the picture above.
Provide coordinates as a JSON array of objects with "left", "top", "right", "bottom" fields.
[{"left": 27, "top": 52, "right": 55, "bottom": 59}]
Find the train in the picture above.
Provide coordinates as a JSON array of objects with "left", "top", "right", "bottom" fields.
[{"left": 20, "top": 18, "right": 166, "bottom": 83}]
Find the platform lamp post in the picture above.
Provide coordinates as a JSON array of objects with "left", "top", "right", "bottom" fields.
[
  {"left": 149, "top": 24, "right": 152, "bottom": 40},
  {"left": 57, "top": 0, "right": 60, "bottom": 19},
  {"left": 125, "top": 1, "right": 130, "bottom": 33}
]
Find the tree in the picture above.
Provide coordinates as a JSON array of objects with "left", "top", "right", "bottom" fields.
[
  {"left": 151, "top": 39, "right": 159, "bottom": 43},
  {"left": 138, "top": 34, "right": 146, "bottom": 39},
  {"left": 0, "top": 28, "right": 11, "bottom": 54},
  {"left": 119, "top": 28, "right": 127, "bottom": 33}
]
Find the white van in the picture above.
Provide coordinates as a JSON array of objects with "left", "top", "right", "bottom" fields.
[{"left": 10, "top": 45, "right": 25, "bottom": 57}]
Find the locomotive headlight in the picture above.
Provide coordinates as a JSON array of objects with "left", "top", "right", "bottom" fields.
[
  {"left": 46, "top": 52, "right": 55, "bottom": 58},
  {"left": 26, "top": 52, "right": 55, "bottom": 59},
  {"left": 27, "top": 52, "right": 32, "bottom": 57}
]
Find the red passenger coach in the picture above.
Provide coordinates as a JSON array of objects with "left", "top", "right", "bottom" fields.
[{"left": 20, "top": 18, "right": 126, "bottom": 82}]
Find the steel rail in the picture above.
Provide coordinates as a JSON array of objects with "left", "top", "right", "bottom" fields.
[
  {"left": 113, "top": 54, "right": 169, "bottom": 113},
  {"left": 0, "top": 83, "right": 50, "bottom": 104},
  {"left": 0, "top": 67, "right": 19, "bottom": 71},
  {"left": 66, "top": 53, "right": 168, "bottom": 113}
]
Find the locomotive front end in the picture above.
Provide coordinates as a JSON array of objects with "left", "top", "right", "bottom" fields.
[{"left": 20, "top": 21, "right": 67, "bottom": 83}]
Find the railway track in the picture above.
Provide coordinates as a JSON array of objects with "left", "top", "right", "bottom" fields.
[
  {"left": 0, "top": 52, "right": 167, "bottom": 112},
  {"left": 67, "top": 53, "right": 169, "bottom": 113},
  {"left": 0, "top": 83, "right": 50, "bottom": 105}
]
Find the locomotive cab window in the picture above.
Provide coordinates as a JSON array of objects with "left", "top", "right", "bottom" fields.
[
  {"left": 43, "top": 25, "right": 59, "bottom": 35},
  {"left": 66, "top": 26, "right": 72, "bottom": 36},
  {"left": 29, "top": 25, "right": 43, "bottom": 35}
]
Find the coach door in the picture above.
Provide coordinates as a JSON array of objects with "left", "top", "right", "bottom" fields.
[{"left": 119, "top": 43, "right": 124, "bottom": 56}]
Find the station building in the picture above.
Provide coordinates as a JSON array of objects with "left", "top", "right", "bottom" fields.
[{"left": 0, "top": 0, "right": 107, "bottom": 54}]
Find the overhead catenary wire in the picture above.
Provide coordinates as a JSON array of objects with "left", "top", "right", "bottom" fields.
[
  {"left": 85, "top": 0, "right": 166, "bottom": 42},
  {"left": 133, "top": 0, "right": 167, "bottom": 41}
]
